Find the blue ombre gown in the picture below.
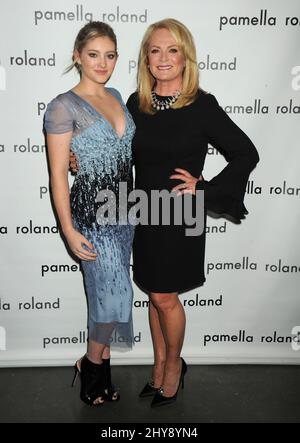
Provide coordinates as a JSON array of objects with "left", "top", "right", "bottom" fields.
[{"left": 44, "top": 88, "right": 136, "bottom": 350}]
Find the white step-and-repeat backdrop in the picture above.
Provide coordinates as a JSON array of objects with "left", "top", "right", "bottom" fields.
[{"left": 0, "top": 0, "right": 299, "bottom": 366}]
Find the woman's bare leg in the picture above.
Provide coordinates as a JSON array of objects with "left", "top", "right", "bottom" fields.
[
  {"left": 150, "top": 292, "right": 186, "bottom": 397},
  {"left": 87, "top": 340, "right": 106, "bottom": 363},
  {"left": 148, "top": 299, "right": 167, "bottom": 387}
]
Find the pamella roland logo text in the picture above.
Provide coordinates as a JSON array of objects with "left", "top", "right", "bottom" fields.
[{"left": 34, "top": 5, "right": 148, "bottom": 25}]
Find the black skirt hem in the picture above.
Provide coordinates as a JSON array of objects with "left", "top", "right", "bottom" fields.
[{"left": 133, "top": 276, "right": 206, "bottom": 295}]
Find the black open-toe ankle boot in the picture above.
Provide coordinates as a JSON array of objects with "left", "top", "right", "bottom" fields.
[
  {"left": 102, "top": 358, "right": 120, "bottom": 401},
  {"left": 72, "top": 355, "right": 106, "bottom": 406}
]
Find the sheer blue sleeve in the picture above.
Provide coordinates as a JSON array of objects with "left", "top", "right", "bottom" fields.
[{"left": 44, "top": 97, "right": 74, "bottom": 134}]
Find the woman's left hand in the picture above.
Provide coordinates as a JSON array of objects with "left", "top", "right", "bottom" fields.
[{"left": 170, "top": 168, "right": 204, "bottom": 195}]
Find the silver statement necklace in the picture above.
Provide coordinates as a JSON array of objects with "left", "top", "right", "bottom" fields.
[{"left": 151, "top": 90, "right": 181, "bottom": 111}]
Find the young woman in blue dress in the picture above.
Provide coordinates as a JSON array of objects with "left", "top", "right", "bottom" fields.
[{"left": 44, "top": 21, "right": 136, "bottom": 406}]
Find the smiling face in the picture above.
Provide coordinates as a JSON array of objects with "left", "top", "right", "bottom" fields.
[
  {"left": 74, "top": 35, "right": 118, "bottom": 85},
  {"left": 147, "top": 28, "right": 186, "bottom": 89}
]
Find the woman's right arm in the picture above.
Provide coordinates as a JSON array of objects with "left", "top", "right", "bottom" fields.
[
  {"left": 47, "top": 131, "right": 97, "bottom": 261},
  {"left": 45, "top": 97, "right": 97, "bottom": 261},
  {"left": 47, "top": 131, "right": 75, "bottom": 237}
]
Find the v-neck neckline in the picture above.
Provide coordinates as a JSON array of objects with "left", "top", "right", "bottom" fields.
[{"left": 69, "top": 89, "right": 127, "bottom": 140}]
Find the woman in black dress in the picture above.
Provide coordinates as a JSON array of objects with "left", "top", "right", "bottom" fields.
[
  {"left": 126, "top": 18, "right": 259, "bottom": 408},
  {"left": 70, "top": 18, "right": 259, "bottom": 408}
]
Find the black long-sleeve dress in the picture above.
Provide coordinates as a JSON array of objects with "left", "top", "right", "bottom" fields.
[{"left": 126, "top": 89, "right": 259, "bottom": 294}]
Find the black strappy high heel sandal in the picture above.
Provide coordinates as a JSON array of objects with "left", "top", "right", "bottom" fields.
[
  {"left": 150, "top": 357, "right": 187, "bottom": 408},
  {"left": 102, "top": 358, "right": 120, "bottom": 402},
  {"left": 71, "top": 355, "right": 106, "bottom": 406}
]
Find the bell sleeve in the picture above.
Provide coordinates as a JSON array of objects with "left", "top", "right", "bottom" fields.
[
  {"left": 196, "top": 93, "right": 260, "bottom": 224},
  {"left": 44, "top": 96, "right": 74, "bottom": 134}
]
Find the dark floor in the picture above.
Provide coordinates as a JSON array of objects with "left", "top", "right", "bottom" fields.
[{"left": 0, "top": 364, "right": 299, "bottom": 423}]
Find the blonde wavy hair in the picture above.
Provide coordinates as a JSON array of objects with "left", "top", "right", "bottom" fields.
[{"left": 137, "top": 18, "right": 200, "bottom": 114}]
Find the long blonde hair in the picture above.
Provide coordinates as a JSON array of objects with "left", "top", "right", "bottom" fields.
[{"left": 137, "top": 18, "right": 200, "bottom": 114}]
